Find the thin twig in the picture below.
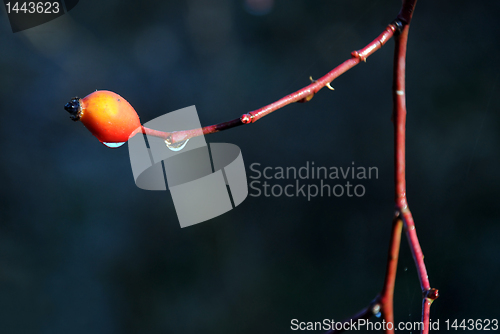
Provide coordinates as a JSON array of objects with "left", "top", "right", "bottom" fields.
[
  {"left": 140, "top": 24, "right": 398, "bottom": 144},
  {"left": 322, "top": 1, "right": 439, "bottom": 333},
  {"left": 392, "top": 1, "right": 438, "bottom": 333},
  {"left": 379, "top": 215, "right": 404, "bottom": 334}
]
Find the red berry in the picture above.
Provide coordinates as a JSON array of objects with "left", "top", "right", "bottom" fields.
[{"left": 65, "top": 90, "right": 141, "bottom": 145}]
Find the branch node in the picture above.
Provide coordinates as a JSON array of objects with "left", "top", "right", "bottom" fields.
[
  {"left": 424, "top": 288, "right": 439, "bottom": 301},
  {"left": 309, "top": 76, "right": 316, "bottom": 83},
  {"left": 391, "top": 19, "right": 405, "bottom": 36},
  {"left": 351, "top": 50, "right": 367, "bottom": 62},
  {"left": 240, "top": 113, "right": 253, "bottom": 124},
  {"left": 326, "top": 82, "right": 335, "bottom": 91}
]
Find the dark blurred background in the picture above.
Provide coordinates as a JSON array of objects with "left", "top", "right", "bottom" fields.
[{"left": 0, "top": 0, "right": 499, "bottom": 333}]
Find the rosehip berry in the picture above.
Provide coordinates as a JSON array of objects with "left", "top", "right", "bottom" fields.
[{"left": 64, "top": 90, "right": 141, "bottom": 145}]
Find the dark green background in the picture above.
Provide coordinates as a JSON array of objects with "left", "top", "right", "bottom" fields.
[{"left": 0, "top": 0, "right": 499, "bottom": 333}]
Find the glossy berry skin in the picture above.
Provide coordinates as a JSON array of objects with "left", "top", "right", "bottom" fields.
[{"left": 65, "top": 90, "right": 141, "bottom": 143}]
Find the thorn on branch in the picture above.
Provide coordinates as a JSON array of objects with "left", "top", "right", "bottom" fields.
[{"left": 311, "top": 76, "right": 334, "bottom": 91}]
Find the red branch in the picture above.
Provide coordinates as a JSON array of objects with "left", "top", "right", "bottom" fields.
[
  {"left": 392, "top": 2, "right": 438, "bottom": 334},
  {"left": 140, "top": 24, "right": 397, "bottom": 144},
  {"left": 379, "top": 216, "right": 404, "bottom": 334},
  {"left": 132, "top": 119, "right": 245, "bottom": 143},
  {"left": 135, "top": 1, "right": 438, "bottom": 333}
]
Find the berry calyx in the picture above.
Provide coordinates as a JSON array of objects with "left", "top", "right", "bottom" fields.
[{"left": 65, "top": 90, "right": 141, "bottom": 144}]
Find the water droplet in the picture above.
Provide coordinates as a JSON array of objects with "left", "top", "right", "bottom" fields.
[
  {"left": 165, "top": 138, "right": 189, "bottom": 151},
  {"left": 371, "top": 304, "right": 381, "bottom": 315},
  {"left": 102, "top": 142, "right": 126, "bottom": 148},
  {"left": 375, "top": 312, "right": 382, "bottom": 318}
]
